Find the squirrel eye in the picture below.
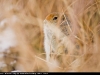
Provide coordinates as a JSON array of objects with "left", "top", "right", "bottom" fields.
[{"left": 53, "top": 16, "right": 58, "bottom": 20}]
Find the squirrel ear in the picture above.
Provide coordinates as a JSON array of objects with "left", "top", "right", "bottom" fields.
[{"left": 62, "top": 16, "right": 65, "bottom": 21}]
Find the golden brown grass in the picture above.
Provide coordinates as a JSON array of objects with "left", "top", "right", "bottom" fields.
[{"left": 0, "top": 0, "right": 100, "bottom": 72}]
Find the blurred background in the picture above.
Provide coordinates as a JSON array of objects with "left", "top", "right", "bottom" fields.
[{"left": 0, "top": 0, "right": 100, "bottom": 72}]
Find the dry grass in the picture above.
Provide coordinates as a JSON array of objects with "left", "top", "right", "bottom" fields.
[{"left": 0, "top": 0, "right": 100, "bottom": 72}]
